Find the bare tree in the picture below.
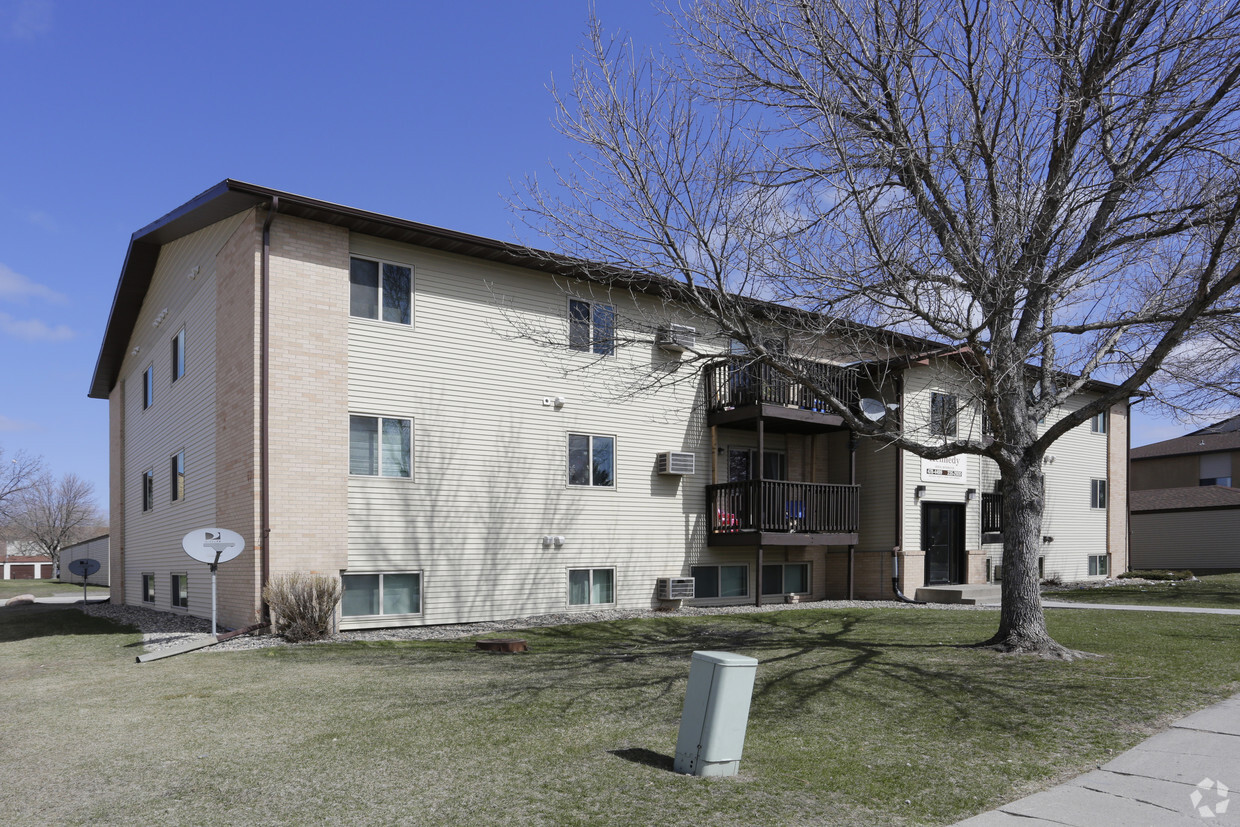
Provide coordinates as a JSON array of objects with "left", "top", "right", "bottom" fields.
[
  {"left": 518, "top": 0, "right": 1240, "bottom": 657},
  {"left": 5, "top": 473, "right": 101, "bottom": 576},
  {"left": 0, "top": 446, "right": 42, "bottom": 519}
]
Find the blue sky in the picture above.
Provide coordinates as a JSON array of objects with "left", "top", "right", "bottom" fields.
[{"left": 0, "top": 0, "right": 1204, "bottom": 510}]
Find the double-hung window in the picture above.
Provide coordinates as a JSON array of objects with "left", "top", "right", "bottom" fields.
[
  {"left": 568, "top": 568, "right": 614, "bottom": 605},
  {"left": 1089, "top": 412, "right": 1107, "bottom": 434},
  {"left": 170, "top": 573, "right": 188, "bottom": 608},
  {"left": 342, "top": 572, "right": 421, "bottom": 617},
  {"left": 691, "top": 565, "right": 748, "bottom": 599},
  {"left": 171, "top": 328, "right": 186, "bottom": 382},
  {"left": 568, "top": 434, "right": 614, "bottom": 487},
  {"left": 143, "top": 365, "right": 154, "bottom": 410},
  {"left": 170, "top": 451, "right": 185, "bottom": 502},
  {"left": 1090, "top": 479, "right": 1107, "bottom": 510},
  {"left": 568, "top": 299, "right": 615, "bottom": 355},
  {"left": 349, "top": 415, "right": 412, "bottom": 478},
  {"left": 142, "top": 573, "right": 156, "bottom": 604},
  {"left": 350, "top": 256, "right": 412, "bottom": 325},
  {"left": 930, "top": 392, "right": 958, "bottom": 437},
  {"left": 141, "top": 470, "right": 154, "bottom": 512}
]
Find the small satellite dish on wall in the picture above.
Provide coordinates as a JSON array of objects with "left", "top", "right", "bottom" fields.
[
  {"left": 68, "top": 558, "right": 100, "bottom": 578},
  {"left": 860, "top": 398, "right": 888, "bottom": 421}
]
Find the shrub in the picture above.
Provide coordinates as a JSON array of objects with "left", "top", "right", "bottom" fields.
[
  {"left": 1118, "top": 569, "right": 1194, "bottom": 581},
  {"left": 263, "top": 572, "right": 342, "bottom": 642}
]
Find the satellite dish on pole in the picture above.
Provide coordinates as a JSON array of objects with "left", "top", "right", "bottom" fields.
[
  {"left": 182, "top": 528, "right": 246, "bottom": 636},
  {"left": 859, "top": 398, "right": 888, "bottom": 421},
  {"left": 68, "top": 558, "right": 100, "bottom": 578}
]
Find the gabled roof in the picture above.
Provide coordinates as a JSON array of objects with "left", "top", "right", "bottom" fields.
[
  {"left": 1130, "top": 428, "right": 1240, "bottom": 460},
  {"left": 1130, "top": 486, "right": 1240, "bottom": 513}
]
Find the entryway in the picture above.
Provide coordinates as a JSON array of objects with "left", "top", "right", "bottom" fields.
[{"left": 922, "top": 502, "right": 965, "bottom": 586}]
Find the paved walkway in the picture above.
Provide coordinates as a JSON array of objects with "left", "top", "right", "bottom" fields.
[
  {"left": 957, "top": 599, "right": 1240, "bottom": 825},
  {"left": 1, "top": 594, "right": 109, "bottom": 606}
]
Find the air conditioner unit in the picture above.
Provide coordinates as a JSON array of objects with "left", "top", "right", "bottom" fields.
[
  {"left": 657, "top": 576, "right": 696, "bottom": 600},
  {"left": 656, "top": 324, "right": 697, "bottom": 352},
  {"left": 657, "top": 451, "right": 696, "bottom": 475}
]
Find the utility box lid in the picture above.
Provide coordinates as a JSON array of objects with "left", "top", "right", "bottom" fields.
[{"left": 691, "top": 651, "right": 758, "bottom": 668}]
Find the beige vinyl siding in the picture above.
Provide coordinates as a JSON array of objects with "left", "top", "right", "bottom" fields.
[
  {"left": 345, "top": 234, "right": 714, "bottom": 627},
  {"left": 117, "top": 214, "right": 246, "bottom": 616},
  {"left": 60, "top": 535, "right": 109, "bottom": 586},
  {"left": 1131, "top": 510, "right": 1240, "bottom": 571}
]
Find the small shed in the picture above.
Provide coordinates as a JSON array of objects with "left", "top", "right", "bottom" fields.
[{"left": 59, "top": 535, "right": 110, "bottom": 586}]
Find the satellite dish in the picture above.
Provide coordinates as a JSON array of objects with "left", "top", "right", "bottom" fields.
[
  {"left": 68, "top": 558, "right": 100, "bottom": 578},
  {"left": 860, "top": 398, "right": 887, "bottom": 421},
  {"left": 182, "top": 528, "right": 245, "bottom": 565}
]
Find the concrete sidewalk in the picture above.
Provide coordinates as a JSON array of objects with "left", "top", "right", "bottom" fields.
[
  {"left": 1, "top": 594, "right": 109, "bottom": 606},
  {"left": 956, "top": 694, "right": 1240, "bottom": 825},
  {"left": 1040, "top": 600, "right": 1240, "bottom": 615}
]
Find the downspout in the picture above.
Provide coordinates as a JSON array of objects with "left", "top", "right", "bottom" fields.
[
  {"left": 260, "top": 197, "right": 278, "bottom": 620},
  {"left": 891, "top": 371, "right": 922, "bottom": 603}
]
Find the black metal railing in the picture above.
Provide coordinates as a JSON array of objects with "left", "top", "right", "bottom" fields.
[
  {"left": 704, "top": 357, "right": 858, "bottom": 414},
  {"left": 982, "top": 492, "right": 1003, "bottom": 533},
  {"left": 707, "top": 480, "right": 860, "bottom": 535}
]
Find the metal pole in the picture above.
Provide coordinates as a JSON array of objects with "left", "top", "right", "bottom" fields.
[{"left": 210, "top": 561, "right": 219, "bottom": 636}]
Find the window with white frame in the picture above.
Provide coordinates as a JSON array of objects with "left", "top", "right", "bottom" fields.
[
  {"left": 142, "top": 573, "right": 155, "bottom": 604},
  {"left": 1088, "top": 554, "right": 1109, "bottom": 576},
  {"left": 568, "top": 568, "right": 614, "bottom": 605},
  {"left": 349, "top": 415, "right": 411, "bottom": 477},
  {"left": 1090, "top": 479, "right": 1107, "bottom": 509},
  {"left": 141, "top": 470, "right": 154, "bottom": 512},
  {"left": 341, "top": 572, "right": 421, "bottom": 617},
  {"left": 691, "top": 565, "right": 748, "bottom": 599},
  {"left": 568, "top": 434, "right": 615, "bottom": 487},
  {"left": 349, "top": 256, "right": 412, "bottom": 325},
  {"left": 143, "top": 365, "right": 154, "bottom": 410},
  {"left": 930, "top": 392, "right": 958, "bottom": 437},
  {"left": 170, "top": 451, "right": 184, "bottom": 502},
  {"left": 568, "top": 298, "right": 615, "bottom": 355},
  {"left": 1090, "top": 411, "right": 1107, "bottom": 434},
  {"left": 170, "top": 573, "right": 188, "bottom": 608},
  {"left": 171, "top": 327, "right": 186, "bottom": 382},
  {"left": 761, "top": 562, "right": 810, "bottom": 595}
]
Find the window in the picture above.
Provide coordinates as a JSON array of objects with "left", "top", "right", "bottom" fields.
[
  {"left": 568, "top": 568, "right": 614, "bottom": 605},
  {"left": 727, "top": 448, "right": 786, "bottom": 482},
  {"left": 142, "top": 573, "right": 155, "bottom": 604},
  {"left": 141, "top": 470, "right": 154, "bottom": 512},
  {"left": 349, "top": 256, "right": 411, "bottom": 325},
  {"left": 761, "top": 563, "right": 810, "bottom": 595},
  {"left": 170, "top": 573, "right": 188, "bottom": 608},
  {"left": 170, "top": 451, "right": 184, "bottom": 502},
  {"left": 568, "top": 434, "right": 615, "bottom": 487},
  {"left": 568, "top": 299, "right": 615, "bottom": 355},
  {"left": 341, "top": 572, "right": 421, "bottom": 617},
  {"left": 143, "top": 365, "right": 154, "bottom": 409},
  {"left": 171, "top": 328, "right": 186, "bottom": 382},
  {"left": 349, "top": 415, "right": 411, "bottom": 477},
  {"left": 1090, "top": 412, "right": 1107, "bottom": 434},
  {"left": 1088, "top": 554, "right": 1109, "bottom": 576},
  {"left": 930, "top": 392, "right": 958, "bottom": 437},
  {"left": 691, "top": 565, "right": 748, "bottom": 599},
  {"left": 1090, "top": 479, "right": 1107, "bottom": 509},
  {"left": 1199, "top": 454, "right": 1231, "bottom": 487}
]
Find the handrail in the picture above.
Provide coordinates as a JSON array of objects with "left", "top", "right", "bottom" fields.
[
  {"left": 704, "top": 357, "right": 858, "bottom": 414},
  {"left": 708, "top": 480, "right": 860, "bottom": 534}
]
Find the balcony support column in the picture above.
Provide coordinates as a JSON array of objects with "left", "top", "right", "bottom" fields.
[
  {"left": 848, "top": 431, "right": 858, "bottom": 600},
  {"left": 756, "top": 417, "right": 765, "bottom": 607}
]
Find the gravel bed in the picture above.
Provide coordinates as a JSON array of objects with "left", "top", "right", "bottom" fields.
[{"left": 80, "top": 597, "right": 990, "bottom": 655}]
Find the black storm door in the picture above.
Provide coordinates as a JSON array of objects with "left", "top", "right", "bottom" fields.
[{"left": 923, "top": 503, "right": 965, "bottom": 585}]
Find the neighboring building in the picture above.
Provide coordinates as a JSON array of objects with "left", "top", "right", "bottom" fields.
[
  {"left": 59, "top": 535, "right": 110, "bottom": 586},
  {"left": 0, "top": 540, "right": 54, "bottom": 579},
  {"left": 89, "top": 181, "right": 1129, "bottom": 630},
  {"left": 1129, "top": 415, "right": 1240, "bottom": 572}
]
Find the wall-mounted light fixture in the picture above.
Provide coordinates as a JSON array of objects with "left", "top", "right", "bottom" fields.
[
  {"left": 966, "top": 488, "right": 977, "bottom": 502},
  {"left": 914, "top": 485, "right": 926, "bottom": 500},
  {"left": 541, "top": 535, "right": 565, "bottom": 547}
]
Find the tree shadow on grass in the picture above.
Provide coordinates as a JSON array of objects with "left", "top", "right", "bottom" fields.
[{"left": 0, "top": 604, "right": 137, "bottom": 643}]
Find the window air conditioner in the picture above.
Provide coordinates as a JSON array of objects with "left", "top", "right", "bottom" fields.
[
  {"left": 657, "top": 451, "right": 696, "bottom": 475},
  {"left": 656, "top": 324, "right": 697, "bottom": 352},
  {"left": 657, "top": 576, "right": 696, "bottom": 600}
]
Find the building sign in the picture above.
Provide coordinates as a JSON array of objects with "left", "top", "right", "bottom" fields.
[{"left": 921, "top": 455, "right": 967, "bottom": 484}]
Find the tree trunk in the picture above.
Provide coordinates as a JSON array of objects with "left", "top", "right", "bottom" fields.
[{"left": 981, "top": 457, "right": 1086, "bottom": 659}]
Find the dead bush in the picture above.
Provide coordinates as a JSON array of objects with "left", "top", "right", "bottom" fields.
[{"left": 263, "top": 573, "right": 342, "bottom": 642}]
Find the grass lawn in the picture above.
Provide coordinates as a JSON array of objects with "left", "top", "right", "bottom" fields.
[
  {"left": 0, "top": 579, "right": 109, "bottom": 600},
  {"left": 4, "top": 605, "right": 1240, "bottom": 826},
  {"left": 1044, "top": 572, "right": 1240, "bottom": 609}
]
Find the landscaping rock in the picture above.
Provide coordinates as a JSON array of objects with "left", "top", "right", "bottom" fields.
[{"left": 5, "top": 594, "right": 35, "bottom": 606}]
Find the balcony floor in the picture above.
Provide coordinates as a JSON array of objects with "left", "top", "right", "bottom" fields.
[
  {"left": 708, "top": 530, "right": 860, "bottom": 547},
  {"left": 708, "top": 403, "right": 847, "bottom": 433}
]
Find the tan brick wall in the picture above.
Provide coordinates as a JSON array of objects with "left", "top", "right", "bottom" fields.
[
  {"left": 109, "top": 383, "right": 125, "bottom": 604},
  {"left": 214, "top": 209, "right": 263, "bottom": 627},
  {"left": 1108, "top": 403, "right": 1130, "bottom": 574},
  {"left": 266, "top": 215, "right": 349, "bottom": 579}
]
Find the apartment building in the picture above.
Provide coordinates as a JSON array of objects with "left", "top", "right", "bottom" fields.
[{"left": 89, "top": 181, "right": 1128, "bottom": 630}]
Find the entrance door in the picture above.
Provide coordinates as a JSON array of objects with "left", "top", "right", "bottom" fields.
[{"left": 923, "top": 503, "right": 965, "bottom": 585}]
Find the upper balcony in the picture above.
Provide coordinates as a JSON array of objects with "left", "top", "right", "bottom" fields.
[{"left": 704, "top": 357, "right": 858, "bottom": 432}]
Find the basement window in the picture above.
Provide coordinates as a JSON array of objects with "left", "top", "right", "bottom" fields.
[{"left": 341, "top": 572, "right": 421, "bottom": 617}]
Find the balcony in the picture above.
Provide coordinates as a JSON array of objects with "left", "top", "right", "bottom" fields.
[
  {"left": 707, "top": 480, "right": 860, "bottom": 546},
  {"left": 704, "top": 357, "right": 858, "bottom": 432}
]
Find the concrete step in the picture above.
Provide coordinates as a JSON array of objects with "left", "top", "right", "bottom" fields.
[{"left": 915, "top": 584, "right": 1001, "bottom": 605}]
